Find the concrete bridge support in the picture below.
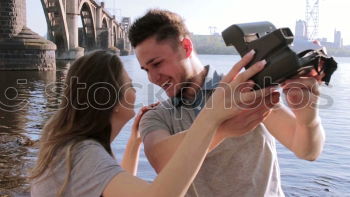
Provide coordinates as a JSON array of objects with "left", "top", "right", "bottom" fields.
[
  {"left": 42, "top": 0, "right": 131, "bottom": 59},
  {"left": 41, "top": 0, "right": 84, "bottom": 60},
  {"left": 64, "top": 0, "right": 84, "bottom": 59},
  {"left": 0, "top": 0, "right": 56, "bottom": 70}
]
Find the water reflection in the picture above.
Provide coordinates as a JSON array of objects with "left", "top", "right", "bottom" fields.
[{"left": 0, "top": 60, "right": 71, "bottom": 197}]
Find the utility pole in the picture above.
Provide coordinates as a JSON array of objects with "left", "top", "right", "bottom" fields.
[
  {"left": 208, "top": 26, "right": 217, "bottom": 35},
  {"left": 105, "top": 0, "right": 122, "bottom": 21}
]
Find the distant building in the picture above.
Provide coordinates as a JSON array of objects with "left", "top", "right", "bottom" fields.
[
  {"left": 319, "top": 37, "right": 333, "bottom": 49},
  {"left": 122, "top": 17, "right": 131, "bottom": 30},
  {"left": 334, "top": 29, "right": 343, "bottom": 48},
  {"left": 293, "top": 19, "right": 344, "bottom": 51},
  {"left": 292, "top": 20, "right": 318, "bottom": 52},
  {"left": 319, "top": 40, "right": 334, "bottom": 49},
  {"left": 295, "top": 20, "right": 308, "bottom": 40},
  {"left": 320, "top": 37, "right": 327, "bottom": 42}
]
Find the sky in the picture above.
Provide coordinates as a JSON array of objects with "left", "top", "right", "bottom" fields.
[{"left": 26, "top": 0, "right": 350, "bottom": 45}]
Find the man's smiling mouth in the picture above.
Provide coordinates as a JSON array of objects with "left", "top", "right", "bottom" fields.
[{"left": 161, "top": 80, "right": 173, "bottom": 90}]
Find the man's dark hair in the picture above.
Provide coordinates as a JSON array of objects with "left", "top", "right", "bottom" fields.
[{"left": 128, "top": 9, "right": 190, "bottom": 48}]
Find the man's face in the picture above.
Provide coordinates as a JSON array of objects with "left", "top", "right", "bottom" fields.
[{"left": 135, "top": 37, "right": 190, "bottom": 98}]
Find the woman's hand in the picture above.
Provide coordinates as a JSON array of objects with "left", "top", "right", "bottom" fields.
[
  {"left": 130, "top": 102, "right": 160, "bottom": 144},
  {"left": 122, "top": 102, "right": 160, "bottom": 175},
  {"left": 216, "top": 91, "right": 280, "bottom": 138},
  {"left": 203, "top": 50, "right": 277, "bottom": 127}
]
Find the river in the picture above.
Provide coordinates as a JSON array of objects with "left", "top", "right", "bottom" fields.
[{"left": 0, "top": 55, "right": 349, "bottom": 197}]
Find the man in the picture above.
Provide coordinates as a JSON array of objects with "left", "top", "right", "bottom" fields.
[{"left": 128, "top": 9, "right": 325, "bottom": 197}]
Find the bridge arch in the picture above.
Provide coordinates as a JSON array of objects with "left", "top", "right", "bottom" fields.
[
  {"left": 101, "top": 16, "right": 109, "bottom": 29},
  {"left": 41, "top": 0, "right": 70, "bottom": 54},
  {"left": 99, "top": 17, "right": 109, "bottom": 49},
  {"left": 41, "top": 0, "right": 131, "bottom": 58},
  {"left": 79, "top": 2, "right": 96, "bottom": 50},
  {"left": 112, "top": 24, "right": 117, "bottom": 47}
]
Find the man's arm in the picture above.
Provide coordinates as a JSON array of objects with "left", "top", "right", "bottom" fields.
[
  {"left": 263, "top": 77, "right": 325, "bottom": 161},
  {"left": 263, "top": 104, "right": 324, "bottom": 161},
  {"left": 143, "top": 92, "right": 278, "bottom": 173}
]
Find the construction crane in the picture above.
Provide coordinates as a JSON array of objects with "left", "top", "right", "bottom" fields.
[{"left": 305, "top": 0, "right": 319, "bottom": 40}]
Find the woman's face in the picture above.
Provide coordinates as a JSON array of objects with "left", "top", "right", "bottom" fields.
[
  {"left": 114, "top": 69, "right": 136, "bottom": 122},
  {"left": 110, "top": 69, "right": 137, "bottom": 141}
]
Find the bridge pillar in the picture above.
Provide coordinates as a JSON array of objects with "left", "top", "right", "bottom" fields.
[
  {"left": 60, "top": 0, "right": 84, "bottom": 60},
  {"left": 0, "top": 0, "right": 56, "bottom": 70},
  {"left": 96, "top": 2, "right": 108, "bottom": 49},
  {"left": 96, "top": 2, "right": 103, "bottom": 31},
  {"left": 118, "top": 17, "right": 132, "bottom": 55}
]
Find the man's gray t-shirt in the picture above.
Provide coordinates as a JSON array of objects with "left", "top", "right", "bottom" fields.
[
  {"left": 31, "top": 140, "right": 124, "bottom": 197},
  {"left": 139, "top": 66, "right": 285, "bottom": 197}
]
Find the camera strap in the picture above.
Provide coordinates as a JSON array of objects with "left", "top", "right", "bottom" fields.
[{"left": 297, "top": 48, "right": 338, "bottom": 85}]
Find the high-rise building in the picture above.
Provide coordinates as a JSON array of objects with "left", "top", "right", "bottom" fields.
[
  {"left": 334, "top": 29, "right": 343, "bottom": 48},
  {"left": 295, "top": 20, "right": 308, "bottom": 40}
]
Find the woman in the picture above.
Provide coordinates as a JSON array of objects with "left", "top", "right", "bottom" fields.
[{"left": 30, "top": 50, "right": 272, "bottom": 197}]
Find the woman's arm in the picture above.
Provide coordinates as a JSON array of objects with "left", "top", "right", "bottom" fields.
[
  {"left": 104, "top": 51, "right": 273, "bottom": 197},
  {"left": 121, "top": 104, "right": 158, "bottom": 175},
  {"left": 120, "top": 134, "right": 141, "bottom": 176}
]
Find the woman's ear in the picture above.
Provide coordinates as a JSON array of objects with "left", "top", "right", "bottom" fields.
[{"left": 181, "top": 38, "right": 193, "bottom": 58}]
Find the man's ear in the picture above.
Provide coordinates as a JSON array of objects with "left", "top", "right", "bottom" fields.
[{"left": 181, "top": 38, "right": 193, "bottom": 58}]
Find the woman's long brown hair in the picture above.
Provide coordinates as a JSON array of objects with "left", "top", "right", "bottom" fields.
[{"left": 30, "top": 50, "right": 126, "bottom": 196}]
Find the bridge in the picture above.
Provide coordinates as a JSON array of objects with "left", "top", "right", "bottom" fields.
[{"left": 41, "top": 0, "right": 131, "bottom": 59}]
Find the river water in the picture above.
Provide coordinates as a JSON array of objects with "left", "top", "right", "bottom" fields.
[{"left": 0, "top": 55, "right": 349, "bottom": 197}]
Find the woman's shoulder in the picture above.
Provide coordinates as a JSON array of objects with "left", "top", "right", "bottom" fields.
[
  {"left": 75, "top": 139, "right": 104, "bottom": 150},
  {"left": 77, "top": 139, "right": 103, "bottom": 147},
  {"left": 32, "top": 140, "right": 123, "bottom": 196},
  {"left": 72, "top": 139, "right": 113, "bottom": 163}
]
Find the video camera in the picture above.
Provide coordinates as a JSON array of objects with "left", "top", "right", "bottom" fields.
[{"left": 222, "top": 21, "right": 337, "bottom": 89}]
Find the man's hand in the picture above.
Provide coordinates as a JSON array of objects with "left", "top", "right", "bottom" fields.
[
  {"left": 263, "top": 69, "right": 326, "bottom": 161},
  {"left": 281, "top": 71, "right": 324, "bottom": 126},
  {"left": 281, "top": 40, "right": 327, "bottom": 126}
]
